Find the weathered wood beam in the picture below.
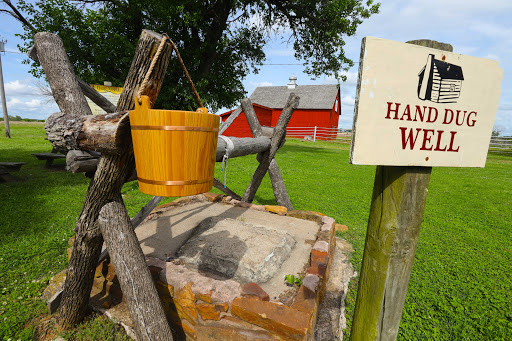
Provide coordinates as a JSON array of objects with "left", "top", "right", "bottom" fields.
[
  {"left": 216, "top": 136, "right": 270, "bottom": 162},
  {"left": 219, "top": 106, "right": 242, "bottom": 135},
  {"left": 66, "top": 150, "right": 100, "bottom": 173},
  {"left": 45, "top": 111, "right": 130, "bottom": 154},
  {"left": 34, "top": 33, "right": 92, "bottom": 119},
  {"left": 241, "top": 95, "right": 299, "bottom": 208},
  {"left": 241, "top": 99, "right": 263, "bottom": 137},
  {"left": 213, "top": 178, "right": 242, "bottom": 200},
  {"left": 267, "top": 159, "right": 293, "bottom": 210},
  {"left": 98, "top": 202, "right": 173, "bottom": 340},
  {"left": 57, "top": 29, "right": 173, "bottom": 330},
  {"left": 76, "top": 77, "right": 117, "bottom": 113}
]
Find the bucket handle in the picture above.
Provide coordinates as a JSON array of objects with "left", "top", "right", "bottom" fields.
[{"left": 137, "top": 33, "right": 204, "bottom": 109}]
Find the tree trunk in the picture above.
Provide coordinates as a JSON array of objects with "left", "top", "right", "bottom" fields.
[
  {"left": 34, "top": 33, "right": 92, "bottom": 118},
  {"left": 57, "top": 29, "right": 172, "bottom": 329},
  {"left": 98, "top": 202, "right": 174, "bottom": 341}
]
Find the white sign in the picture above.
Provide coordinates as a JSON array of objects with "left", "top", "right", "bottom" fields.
[
  {"left": 85, "top": 84, "right": 123, "bottom": 115},
  {"left": 350, "top": 37, "right": 503, "bottom": 167}
]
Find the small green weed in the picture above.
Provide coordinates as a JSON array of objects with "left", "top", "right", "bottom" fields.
[{"left": 284, "top": 273, "right": 303, "bottom": 286}]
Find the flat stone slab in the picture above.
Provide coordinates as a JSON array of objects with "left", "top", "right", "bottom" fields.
[
  {"left": 135, "top": 201, "right": 319, "bottom": 300},
  {"left": 178, "top": 217, "right": 296, "bottom": 283}
]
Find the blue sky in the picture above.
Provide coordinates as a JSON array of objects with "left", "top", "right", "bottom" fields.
[{"left": 1, "top": 0, "right": 511, "bottom": 134}]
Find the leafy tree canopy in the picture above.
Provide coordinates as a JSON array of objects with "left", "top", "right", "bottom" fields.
[{"left": 8, "top": 0, "right": 379, "bottom": 111}]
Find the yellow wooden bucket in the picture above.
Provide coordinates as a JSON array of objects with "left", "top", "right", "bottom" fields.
[{"left": 129, "top": 95, "right": 220, "bottom": 197}]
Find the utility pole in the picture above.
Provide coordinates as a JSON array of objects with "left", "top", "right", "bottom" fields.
[{"left": 0, "top": 39, "right": 10, "bottom": 138}]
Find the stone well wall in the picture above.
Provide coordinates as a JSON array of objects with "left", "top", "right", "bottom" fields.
[{"left": 57, "top": 193, "right": 353, "bottom": 340}]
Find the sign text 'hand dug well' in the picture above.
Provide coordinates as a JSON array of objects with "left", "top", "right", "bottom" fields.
[{"left": 350, "top": 37, "right": 503, "bottom": 167}]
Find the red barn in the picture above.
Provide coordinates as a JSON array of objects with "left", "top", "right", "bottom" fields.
[{"left": 220, "top": 77, "right": 341, "bottom": 140}]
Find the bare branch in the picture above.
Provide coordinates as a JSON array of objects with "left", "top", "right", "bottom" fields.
[{"left": 1, "top": 0, "right": 36, "bottom": 32}]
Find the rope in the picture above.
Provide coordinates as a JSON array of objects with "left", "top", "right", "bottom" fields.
[
  {"left": 219, "top": 135, "right": 235, "bottom": 188},
  {"left": 136, "top": 33, "right": 204, "bottom": 109},
  {"left": 137, "top": 35, "right": 168, "bottom": 104},
  {"left": 167, "top": 36, "right": 204, "bottom": 108}
]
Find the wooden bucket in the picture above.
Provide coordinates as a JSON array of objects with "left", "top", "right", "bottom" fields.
[{"left": 129, "top": 95, "right": 220, "bottom": 197}]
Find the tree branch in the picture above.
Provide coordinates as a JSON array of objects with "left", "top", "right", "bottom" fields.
[{"left": 1, "top": 0, "right": 36, "bottom": 32}]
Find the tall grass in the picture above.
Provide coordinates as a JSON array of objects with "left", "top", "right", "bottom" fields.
[{"left": 0, "top": 123, "right": 510, "bottom": 339}]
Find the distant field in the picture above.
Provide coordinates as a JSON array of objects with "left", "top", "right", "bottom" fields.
[{"left": 0, "top": 123, "right": 510, "bottom": 340}]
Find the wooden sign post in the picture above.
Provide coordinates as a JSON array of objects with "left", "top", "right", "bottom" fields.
[{"left": 350, "top": 38, "right": 503, "bottom": 340}]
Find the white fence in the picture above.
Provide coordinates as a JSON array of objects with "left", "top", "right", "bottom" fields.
[{"left": 286, "top": 126, "right": 512, "bottom": 153}]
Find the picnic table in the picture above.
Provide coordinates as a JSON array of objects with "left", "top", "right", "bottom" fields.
[
  {"left": 32, "top": 152, "right": 66, "bottom": 168},
  {"left": 0, "top": 162, "right": 27, "bottom": 182}
]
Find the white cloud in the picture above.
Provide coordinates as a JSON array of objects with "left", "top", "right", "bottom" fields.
[
  {"left": 340, "top": 95, "right": 355, "bottom": 106},
  {"left": 5, "top": 80, "right": 39, "bottom": 97},
  {"left": 324, "top": 71, "right": 358, "bottom": 86}
]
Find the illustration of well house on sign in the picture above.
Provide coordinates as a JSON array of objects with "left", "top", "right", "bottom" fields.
[{"left": 418, "top": 54, "right": 464, "bottom": 103}]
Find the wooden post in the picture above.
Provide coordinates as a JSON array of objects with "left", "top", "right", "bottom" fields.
[
  {"left": 350, "top": 40, "right": 452, "bottom": 341},
  {"left": 240, "top": 97, "right": 297, "bottom": 209},
  {"left": 55, "top": 30, "right": 172, "bottom": 329},
  {"left": 98, "top": 202, "right": 173, "bottom": 340},
  {"left": 0, "top": 48, "right": 10, "bottom": 138}
]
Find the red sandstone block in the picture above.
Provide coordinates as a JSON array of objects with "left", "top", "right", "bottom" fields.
[
  {"left": 286, "top": 210, "right": 324, "bottom": 224},
  {"left": 175, "top": 301, "right": 198, "bottom": 325},
  {"left": 240, "top": 283, "right": 270, "bottom": 301},
  {"left": 311, "top": 249, "right": 329, "bottom": 267},
  {"left": 195, "top": 323, "right": 281, "bottom": 340},
  {"left": 335, "top": 223, "right": 348, "bottom": 232},
  {"left": 203, "top": 192, "right": 223, "bottom": 202},
  {"left": 197, "top": 292, "right": 213, "bottom": 303},
  {"left": 265, "top": 205, "right": 288, "bottom": 215},
  {"left": 307, "top": 262, "right": 327, "bottom": 278},
  {"left": 291, "top": 286, "right": 317, "bottom": 314},
  {"left": 196, "top": 303, "right": 223, "bottom": 321},
  {"left": 231, "top": 296, "right": 310, "bottom": 340},
  {"left": 182, "top": 319, "right": 197, "bottom": 340}
]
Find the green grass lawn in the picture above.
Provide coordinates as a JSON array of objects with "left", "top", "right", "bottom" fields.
[{"left": 0, "top": 123, "right": 511, "bottom": 340}]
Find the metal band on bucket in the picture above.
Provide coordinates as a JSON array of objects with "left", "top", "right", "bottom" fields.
[
  {"left": 137, "top": 176, "right": 214, "bottom": 186},
  {"left": 131, "top": 125, "right": 219, "bottom": 132}
]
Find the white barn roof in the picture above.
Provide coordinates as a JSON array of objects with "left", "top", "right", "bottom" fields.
[{"left": 249, "top": 84, "right": 339, "bottom": 110}]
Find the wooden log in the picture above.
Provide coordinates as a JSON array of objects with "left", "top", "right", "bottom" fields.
[
  {"left": 45, "top": 111, "right": 130, "bottom": 154},
  {"left": 57, "top": 29, "right": 172, "bottom": 329},
  {"left": 350, "top": 39, "right": 449, "bottom": 341},
  {"left": 241, "top": 98, "right": 263, "bottom": 137},
  {"left": 29, "top": 45, "right": 117, "bottom": 114},
  {"left": 216, "top": 136, "right": 270, "bottom": 162},
  {"left": 267, "top": 159, "right": 293, "bottom": 210},
  {"left": 240, "top": 97, "right": 294, "bottom": 208},
  {"left": 219, "top": 106, "right": 242, "bottom": 135},
  {"left": 76, "top": 77, "right": 117, "bottom": 113},
  {"left": 213, "top": 178, "right": 242, "bottom": 200},
  {"left": 66, "top": 150, "right": 100, "bottom": 173},
  {"left": 98, "top": 202, "right": 173, "bottom": 341},
  {"left": 34, "top": 33, "right": 92, "bottom": 118},
  {"left": 49, "top": 194, "right": 164, "bottom": 311},
  {"left": 242, "top": 93, "right": 299, "bottom": 204}
]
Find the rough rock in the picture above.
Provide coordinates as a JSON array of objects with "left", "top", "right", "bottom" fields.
[{"left": 178, "top": 217, "right": 296, "bottom": 283}]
